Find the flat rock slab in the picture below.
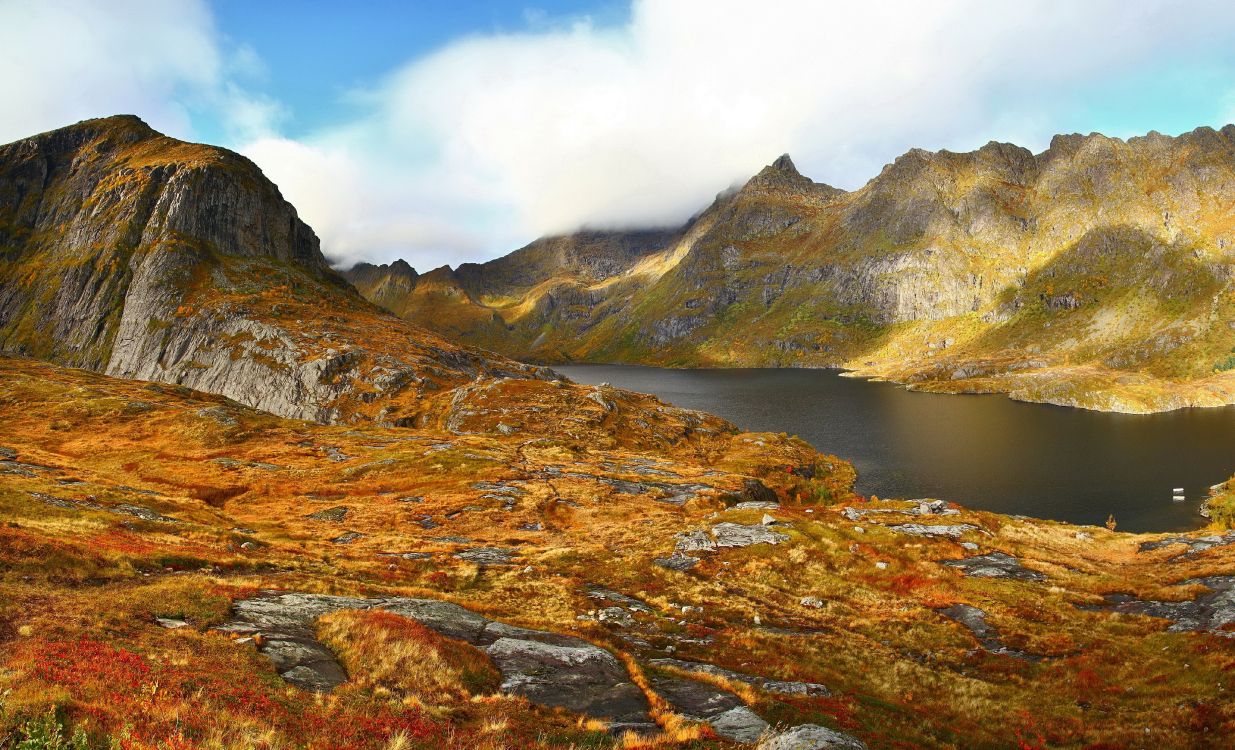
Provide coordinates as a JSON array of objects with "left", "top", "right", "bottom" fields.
[
  {"left": 113, "top": 503, "right": 177, "bottom": 522},
  {"left": 454, "top": 547, "right": 517, "bottom": 566},
  {"left": 647, "top": 671, "right": 769, "bottom": 742},
  {"left": 553, "top": 471, "right": 717, "bottom": 506},
  {"left": 587, "top": 584, "right": 655, "bottom": 613},
  {"left": 942, "top": 552, "right": 1045, "bottom": 582},
  {"left": 937, "top": 604, "right": 1036, "bottom": 660},
  {"left": 713, "top": 522, "right": 791, "bottom": 548},
  {"left": 654, "top": 553, "right": 701, "bottom": 571},
  {"left": 758, "top": 723, "right": 868, "bottom": 750},
  {"left": 28, "top": 491, "right": 176, "bottom": 523},
  {"left": 651, "top": 657, "right": 830, "bottom": 697},
  {"left": 1139, "top": 532, "right": 1235, "bottom": 557},
  {"left": 305, "top": 506, "right": 349, "bottom": 522},
  {"left": 677, "top": 523, "right": 790, "bottom": 554},
  {"left": 222, "top": 592, "right": 655, "bottom": 734},
  {"left": 888, "top": 523, "right": 978, "bottom": 539},
  {"left": 471, "top": 481, "right": 528, "bottom": 496},
  {"left": 842, "top": 500, "right": 958, "bottom": 522},
  {"left": 1091, "top": 576, "right": 1235, "bottom": 634}
]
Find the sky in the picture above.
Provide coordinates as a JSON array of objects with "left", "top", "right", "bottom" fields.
[{"left": 3, "top": 1, "right": 1235, "bottom": 271}]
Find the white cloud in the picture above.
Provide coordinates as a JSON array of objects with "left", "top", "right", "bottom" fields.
[
  {"left": 0, "top": 0, "right": 278, "bottom": 144},
  {"left": 5, "top": 0, "right": 1235, "bottom": 271},
  {"left": 240, "top": 0, "right": 1235, "bottom": 271}
]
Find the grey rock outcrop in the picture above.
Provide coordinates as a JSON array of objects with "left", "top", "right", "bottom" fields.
[
  {"left": 223, "top": 592, "right": 656, "bottom": 734},
  {"left": 888, "top": 523, "right": 979, "bottom": 539},
  {"left": 937, "top": 604, "right": 1035, "bottom": 660},
  {"left": 1092, "top": 576, "right": 1235, "bottom": 634},
  {"left": 758, "top": 723, "right": 868, "bottom": 750},
  {"left": 651, "top": 657, "right": 830, "bottom": 697},
  {"left": 1139, "top": 532, "right": 1235, "bottom": 556},
  {"left": 942, "top": 552, "right": 1046, "bottom": 581},
  {"left": 0, "top": 116, "right": 545, "bottom": 426}
]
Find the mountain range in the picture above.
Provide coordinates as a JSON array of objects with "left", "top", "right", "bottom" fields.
[
  {"left": 3, "top": 116, "right": 1235, "bottom": 749},
  {"left": 347, "top": 130, "right": 1235, "bottom": 413}
]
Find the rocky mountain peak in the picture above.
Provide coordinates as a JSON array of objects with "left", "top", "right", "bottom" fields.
[
  {"left": 769, "top": 153, "right": 800, "bottom": 175},
  {"left": 741, "top": 153, "right": 843, "bottom": 201},
  {"left": 0, "top": 116, "right": 547, "bottom": 425},
  {"left": 389, "top": 258, "right": 417, "bottom": 277},
  {"left": 346, "top": 259, "right": 418, "bottom": 282}
]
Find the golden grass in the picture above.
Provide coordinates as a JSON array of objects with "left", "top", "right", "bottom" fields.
[{"left": 2, "top": 355, "right": 1234, "bottom": 748}]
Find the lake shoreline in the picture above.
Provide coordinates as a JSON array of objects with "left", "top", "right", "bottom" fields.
[{"left": 556, "top": 364, "right": 1231, "bottom": 533}]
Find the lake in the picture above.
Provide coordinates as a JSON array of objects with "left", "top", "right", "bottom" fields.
[{"left": 555, "top": 365, "right": 1235, "bottom": 532}]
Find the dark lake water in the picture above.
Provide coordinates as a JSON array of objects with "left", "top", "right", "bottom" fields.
[{"left": 556, "top": 365, "right": 1235, "bottom": 532}]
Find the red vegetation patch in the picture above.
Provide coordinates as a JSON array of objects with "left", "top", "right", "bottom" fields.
[
  {"left": 18, "top": 633, "right": 440, "bottom": 750},
  {"left": 887, "top": 573, "right": 934, "bottom": 596},
  {"left": 0, "top": 528, "right": 85, "bottom": 563},
  {"left": 86, "top": 530, "right": 162, "bottom": 555},
  {"left": 27, "top": 638, "right": 150, "bottom": 700}
]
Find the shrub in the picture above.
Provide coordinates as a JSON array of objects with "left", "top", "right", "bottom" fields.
[{"left": 2, "top": 708, "right": 114, "bottom": 750}]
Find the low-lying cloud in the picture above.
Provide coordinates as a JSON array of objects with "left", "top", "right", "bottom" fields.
[{"left": 244, "top": 0, "right": 1235, "bottom": 270}]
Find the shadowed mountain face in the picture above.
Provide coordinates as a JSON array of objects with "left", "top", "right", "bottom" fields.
[
  {"left": 0, "top": 116, "right": 550, "bottom": 425},
  {"left": 348, "top": 136, "right": 1235, "bottom": 413}
]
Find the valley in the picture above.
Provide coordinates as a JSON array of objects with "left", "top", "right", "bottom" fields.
[
  {"left": 347, "top": 135, "right": 1235, "bottom": 414},
  {"left": 1, "top": 116, "right": 1234, "bottom": 749}
]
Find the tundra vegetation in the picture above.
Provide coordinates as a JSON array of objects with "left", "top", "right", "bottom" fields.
[{"left": 0, "top": 117, "right": 1233, "bottom": 749}]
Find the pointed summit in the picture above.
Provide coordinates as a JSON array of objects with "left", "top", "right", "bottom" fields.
[
  {"left": 770, "top": 153, "right": 800, "bottom": 175},
  {"left": 388, "top": 258, "right": 417, "bottom": 279},
  {"left": 741, "top": 153, "right": 843, "bottom": 200}
]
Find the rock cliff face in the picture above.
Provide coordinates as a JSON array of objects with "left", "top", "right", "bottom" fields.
[
  {"left": 351, "top": 132, "right": 1235, "bottom": 412},
  {"left": 0, "top": 116, "right": 545, "bottom": 423}
]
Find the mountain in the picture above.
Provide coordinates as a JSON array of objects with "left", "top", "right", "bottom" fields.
[
  {"left": 350, "top": 132, "right": 1235, "bottom": 413},
  {"left": 0, "top": 116, "right": 548, "bottom": 425},
  {"left": 3, "top": 116, "right": 1235, "bottom": 749}
]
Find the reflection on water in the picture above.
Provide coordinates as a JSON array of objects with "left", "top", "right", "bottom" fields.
[{"left": 556, "top": 365, "right": 1235, "bottom": 532}]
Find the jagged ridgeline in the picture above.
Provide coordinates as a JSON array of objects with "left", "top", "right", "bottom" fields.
[
  {"left": 349, "top": 134, "right": 1235, "bottom": 413},
  {"left": 0, "top": 116, "right": 546, "bottom": 424}
]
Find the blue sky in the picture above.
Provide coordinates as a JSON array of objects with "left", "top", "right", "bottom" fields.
[
  {"left": 4, "top": 1, "right": 1235, "bottom": 269},
  {"left": 207, "top": 0, "right": 630, "bottom": 141}
]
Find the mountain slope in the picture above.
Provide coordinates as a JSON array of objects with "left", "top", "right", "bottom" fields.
[
  {"left": 353, "top": 135, "right": 1235, "bottom": 412},
  {"left": 4, "top": 354, "right": 1235, "bottom": 749},
  {"left": 0, "top": 116, "right": 548, "bottom": 424}
]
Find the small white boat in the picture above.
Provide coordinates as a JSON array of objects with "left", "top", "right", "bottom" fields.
[
  {"left": 1173, "top": 494, "right": 1186, "bottom": 502},
  {"left": 1172, "top": 487, "right": 1184, "bottom": 493}
]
